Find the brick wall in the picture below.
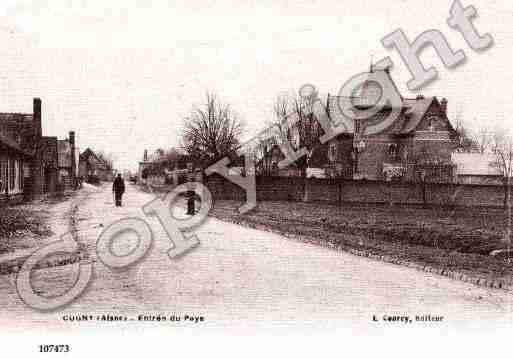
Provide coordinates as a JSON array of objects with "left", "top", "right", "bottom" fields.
[{"left": 204, "top": 174, "right": 509, "bottom": 208}]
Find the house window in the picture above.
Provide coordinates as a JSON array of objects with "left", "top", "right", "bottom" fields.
[
  {"left": 9, "top": 159, "right": 13, "bottom": 191},
  {"left": 0, "top": 158, "right": 5, "bottom": 193},
  {"left": 388, "top": 143, "right": 398, "bottom": 158},
  {"left": 18, "top": 160, "right": 23, "bottom": 190},
  {"left": 23, "top": 162, "right": 30, "bottom": 177},
  {"left": 328, "top": 142, "right": 338, "bottom": 162}
]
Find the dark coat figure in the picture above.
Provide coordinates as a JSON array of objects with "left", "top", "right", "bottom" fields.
[
  {"left": 112, "top": 174, "right": 125, "bottom": 207},
  {"left": 187, "top": 191, "right": 195, "bottom": 215}
]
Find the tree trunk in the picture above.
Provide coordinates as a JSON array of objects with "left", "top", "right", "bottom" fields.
[
  {"left": 507, "top": 176, "right": 511, "bottom": 260},
  {"left": 504, "top": 181, "right": 507, "bottom": 209},
  {"left": 302, "top": 165, "right": 309, "bottom": 202}
]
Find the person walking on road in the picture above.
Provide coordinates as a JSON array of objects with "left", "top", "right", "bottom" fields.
[{"left": 113, "top": 173, "right": 126, "bottom": 207}]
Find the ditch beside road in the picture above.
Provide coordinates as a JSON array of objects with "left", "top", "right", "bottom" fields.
[{"left": 209, "top": 200, "right": 513, "bottom": 289}]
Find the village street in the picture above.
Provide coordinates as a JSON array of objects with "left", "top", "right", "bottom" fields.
[{"left": 0, "top": 183, "right": 512, "bottom": 330}]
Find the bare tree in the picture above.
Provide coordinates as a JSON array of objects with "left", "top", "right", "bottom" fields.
[
  {"left": 252, "top": 94, "right": 295, "bottom": 176},
  {"left": 291, "top": 93, "right": 324, "bottom": 175},
  {"left": 253, "top": 134, "right": 277, "bottom": 176},
  {"left": 490, "top": 131, "right": 513, "bottom": 247},
  {"left": 473, "top": 125, "right": 493, "bottom": 154},
  {"left": 263, "top": 91, "right": 327, "bottom": 177},
  {"left": 273, "top": 94, "right": 290, "bottom": 126},
  {"left": 453, "top": 114, "right": 478, "bottom": 153},
  {"left": 181, "top": 92, "right": 245, "bottom": 168}
]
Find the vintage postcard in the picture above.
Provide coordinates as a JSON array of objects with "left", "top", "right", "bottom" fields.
[{"left": 0, "top": 0, "right": 511, "bottom": 357}]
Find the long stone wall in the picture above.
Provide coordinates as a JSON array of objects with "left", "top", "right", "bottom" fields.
[{"left": 204, "top": 174, "right": 508, "bottom": 208}]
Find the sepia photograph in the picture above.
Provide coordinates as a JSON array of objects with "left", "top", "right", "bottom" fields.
[{"left": 0, "top": 0, "right": 511, "bottom": 357}]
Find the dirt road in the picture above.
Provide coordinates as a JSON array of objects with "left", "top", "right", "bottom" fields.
[{"left": 0, "top": 183, "right": 511, "bottom": 330}]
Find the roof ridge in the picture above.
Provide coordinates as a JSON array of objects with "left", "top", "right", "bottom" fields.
[{"left": 0, "top": 112, "right": 33, "bottom": 116}]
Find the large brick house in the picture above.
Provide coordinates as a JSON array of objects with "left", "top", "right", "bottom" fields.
[
  {"left": 0, "top": 98, "right": 64, "bottom": 202},
  {"left": 258, "top": 68, "right": 457, "bottom": 182}
]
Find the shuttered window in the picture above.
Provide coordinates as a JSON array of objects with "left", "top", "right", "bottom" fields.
[
  {"left": 19, "top": 160, "right": 23, "bottom": 190},
  {"left": 0, "top": 157, "right": 5, "bottom": 193},
  {"left": 9, "top": 158, "right": 15, "bottom": 192}
]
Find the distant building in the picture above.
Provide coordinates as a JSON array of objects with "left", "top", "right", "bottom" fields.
[
  {"left": 452, "top": 152, "right": 502, "bottom": 185},
  {"left": 79, "top": 148, "right": 113, "bottom": 183},
  {"left": 138, "top": 149, "right": 151, "bottom": 184},
  {"left": 138, "top": 148, "right": 192, "bottom": 185},
  {"left": 57, "top": 131, "right": 79, "bottom": 191}
]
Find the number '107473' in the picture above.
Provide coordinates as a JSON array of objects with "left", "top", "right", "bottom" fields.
[{"left": 38, "top": 345, "right": 70, "bottom": 353}]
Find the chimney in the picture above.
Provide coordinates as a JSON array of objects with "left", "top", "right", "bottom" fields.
[
  {"left": 33, "top": 98, "right": 42, "bottom": 138},
  {"left": 69, "top": 131, "right": 76, "bottom": 186},
  {"left": 30, "top": 98, "right": 44, "bottom": 198},
  {"left": 144, "top": 149, "right": 148, "bottom": 161},
  {"left": 440, "top": 97, "right": 448, "bottom": 114}
]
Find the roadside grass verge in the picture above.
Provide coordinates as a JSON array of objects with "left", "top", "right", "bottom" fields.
[
  {"left": 209, "top": 200, "right": 513, "bottom": 284},
  {"left": 0, "top": 191, "right": 80, "bottom": 255},
  {"left": 0, "top": 189, "right": 90, "bottom": 275},
  {"left": 0, "top": 205, "right": 52, "bottom": 254}
]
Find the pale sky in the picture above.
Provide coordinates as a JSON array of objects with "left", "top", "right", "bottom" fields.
[{"left": 0, "top": 0, "right": 511, "bottom": 171}]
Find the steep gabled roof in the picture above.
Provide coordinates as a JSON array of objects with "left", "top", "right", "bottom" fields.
[
  {"left": 395, "top": 97, "right": 434, "bottom": 134},
  {"left": 327, "top": 95, "right": 453, "bottom": 136},
  {"left": 0, "top": 112, "right": 37, "bottom": 153},
  {"left": 0, "top": 131, "right": 33, "bottom": 157},
  {"left": 327, "top": 96, "right": 400, "bottom": 134},
  {"left": 81, "top": 148, "right": 108, "bottom": 169},
  {"left": 0, "top": 112, "right": 34, "bottom": 124},
  {"left": 326, "top": 68, "right": 456, "bottom": 136}
]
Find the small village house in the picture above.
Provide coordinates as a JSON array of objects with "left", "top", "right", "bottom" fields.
[
  {"left": 138, "top": 148, "right": 193, "bottom": 186},
  {"left": 78, "top": 148, "right": 113, "bottom": 183},
  {"left": 0, "top": 131, "right": 32, "bottom": 201},
  {"left": 0, "top": 98, "right": 67, "bottom": 202}
]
